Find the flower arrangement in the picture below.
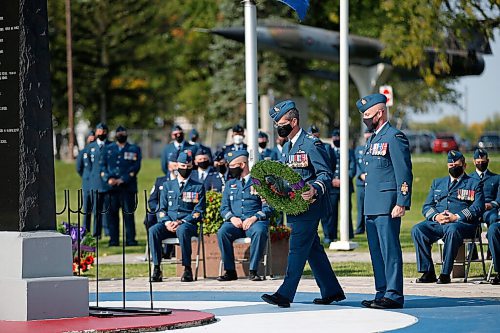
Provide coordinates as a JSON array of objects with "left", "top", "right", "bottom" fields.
[
  {"left": 58, "top": 222, "right": 96, "bottom": 275},
  {"left": 203, "top": 191, "right": 224, "bottom": 235},
  {"left": 270, "top": 225, "right": 291, "bottom": 242}
]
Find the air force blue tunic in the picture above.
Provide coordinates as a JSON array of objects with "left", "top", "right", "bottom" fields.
[
  {"left": 275, "top": 129, "right": 344, "bottom": 302},
  {"left": 363, "top": 122, "right": 413, "bottom": 306},
  {"left": 469, "top": 170, "right": 499, "bottom": 225},
  {"left": 412, "top": 174, "right": 484, "bottom": 275},
  {"left": 76, "top": 145, "right": 94, "bottom": 232},
  {"left": 354, "top": 144, "right": 367, "bottom": 234}
]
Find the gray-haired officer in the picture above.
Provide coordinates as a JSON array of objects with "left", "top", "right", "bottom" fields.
[
  {"left": 149, "top": 152, "right": 206, "bottom": 282},
  {"left": 357, "top": 93, "right": 413, "bottom": 309},
  {"left": 412, "top": 150, "right": 484, "bottom": 284},
  {"left": 76, "top": 130, "right": 96, "bottom": 232},
  {"left": 354, "top": 129, "right": 373, "bottom": 235},
  {"left": 469, "top": 148, "right": 499, "bottom": 225},
  {"left": 261, "top": 100, "right": 345, "bottom": 308},
  {"left": 218, "top": 150, "right": 272, "bottom": 282},
  {"left": 101, "top": 126, "right": 142, "bottom": 246}
]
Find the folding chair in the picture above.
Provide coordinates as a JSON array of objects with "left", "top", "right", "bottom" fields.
[
  {"left": 161, "top": 223, "right": 206, "bottom": 280},
  {"left": 218, "top": 230, "right": 273, "bottom": 279},
  {"left": 437, "top": 224, "right": 487, "bottom": 282}
]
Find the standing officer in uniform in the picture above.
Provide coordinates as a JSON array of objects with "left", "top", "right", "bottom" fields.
[
  {"left": 194, "top": 147, "right": 224, "bottom": 192},
  {"left": 88, "top": 123, "right": 113, "bottom": 238},
  {"left": 149, "top": 152, "right": 206, "bottom": 282},
  {"left": 101, "top": 126, "right": 142, "bottom": 246},
  {"left": 258, "top": 131, "right": 278, "bottom": 161},
  {"left": 469, "top": 148, "right": 499, "bottom": 225},
  {"left": 354, "top": 129, "right": 373, "bottom": 235},
  {"left": 357, "top": 93, "right": 413, "bottom": 309},
  {"left": 412, "top": 150, "right": 484, "bottom": 284},
  {"left": 189, "top": 129, "right": 213, "bottom": 163},
  {"left": 217, "top": 150, "right": 272, "bottom": 282},
  {"left": 328, "top": 129, "right": 356, "bottom": 243},
  {"left": 76, "top": 130, "right": 95, "bottom": 232},
  {"left": 261, "top": 100, "right": 345, "bottom": 308},
  {"left": 160, "top": 125, "right": 196, "bottom": 176},
  {"left": 220, "top": 124, "right": 248, "bottom": 156}
]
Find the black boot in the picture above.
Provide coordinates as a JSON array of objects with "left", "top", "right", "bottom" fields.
[
  {"left": 151, "top": 265, "right": 162, "bottom": 282},
  {"left": 248, "top": 270, "right": 262, "bottom": 281},
  {"left": 437, "top": 273, "right": 451, "bottom": 284},
  {"left": 217, "top": 269, "right": 238, "bottom": 281},
  {"left": 181, "top": 266, "right": 194, "bottom": 282},
  {"left": 415, "top": 270, "right": 437, "bottom": 283},
  {"left": 491, "top": 273, "right": 500, "bottom": 285}
]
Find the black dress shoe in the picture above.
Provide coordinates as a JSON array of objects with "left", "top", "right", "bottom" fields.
[
  {"left": 370, "top": 297, "right": 403, "bottom": 309},
  {"left": 151, "top": 267, "right": 162, "bottom": 282},
  {"left": 361, "top": 299, "right": 379, "bottom": 308},
  {"left": 437, "top": 274, "right": 451, "bottom": 284},
  {"left": 415, "top": 271, "right": 437, "bottom": 283},
  {"left": 313, "top": 292, "right": 346, "bottom": 305},
  {"left": 217, "top": 270, "right": 238, "bottom": 282},
  {"left": 248, "top": 270, "right": 262, "bottom": 281},
  {"left": 261, "top": 293, "right": 290, "bottom": 308},
  {"left": 490, "top": 274, "right": 500, "bottom": 285},
  {"left": 181, "top": 269, "right": 194, "bottom": 282}
]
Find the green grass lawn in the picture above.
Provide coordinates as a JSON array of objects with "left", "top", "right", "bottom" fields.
[{"left": 56, "top": 152, "right": 499, "bottom": 272}]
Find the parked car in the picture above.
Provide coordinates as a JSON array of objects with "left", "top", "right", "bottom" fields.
[
  {"left": 433, "top": 133, "right": 459, "bottom": 153},
  {"left": 404, "top": 130, "right": 435, "bottom": 153},
  {"left": 477, "top": 133, "right": 499, "bottom": 151}
]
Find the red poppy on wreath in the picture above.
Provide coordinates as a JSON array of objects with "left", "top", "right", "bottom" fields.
[{"left": 85, "top": 255, "right": 94, "bottom": 265}]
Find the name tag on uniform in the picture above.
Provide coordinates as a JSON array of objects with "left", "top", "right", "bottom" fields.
[
  {"left": 182, "top": 192, "right": 199, "bottom": 203},
  {"left": 457, "top": 189, "right": 475, "bottom": 201},
  {"left": 370, "top": 143, "right": 388, "bottom": 156},
  {"left": 288, "top": 150, "right": 309, "bottom": 168},
  {"left": 124, "top": 152, "right": 137, "bottom": 160}
]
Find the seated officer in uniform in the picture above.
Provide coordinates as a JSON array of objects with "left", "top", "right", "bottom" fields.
[
  {"left": 194, "top": 147, "right": 224, "bottom": 192},
  {"left": 149, "top": 152, "right": 206, "bottom": 282},
  {"left": 412, "top": 150, "right": 484, "bottom": 284},
  {"left": 469, "top": 148, "right": 499, "bottom": 225},
  {"left": 217, "top": 150, "right": 272, "bottom": 282},
  {"left": 258, "top": 131, "right": 278, "bottom": 161}
]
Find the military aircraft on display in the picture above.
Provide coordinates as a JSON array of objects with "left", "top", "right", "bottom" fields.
[{"left": 210, "top": 23, "right": 491, "bottom": 80}]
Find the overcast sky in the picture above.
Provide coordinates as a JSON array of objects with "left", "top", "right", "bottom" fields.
[{"left": 409, "top": 31, "right": 500, "bottom": 125}]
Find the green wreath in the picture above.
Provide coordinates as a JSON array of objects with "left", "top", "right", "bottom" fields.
[{"left": 250, "top": 160, "right": 310, "bottom": 215}]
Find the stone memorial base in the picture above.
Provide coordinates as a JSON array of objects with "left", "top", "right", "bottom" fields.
[{"left": 0, "top": 231, "right": 88, "bottom": 321}]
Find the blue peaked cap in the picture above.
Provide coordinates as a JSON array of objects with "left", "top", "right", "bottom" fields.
[
  {"left": 269, "top": 100, "right": 296, "bottom": 122},
  {"left": 177, "top": 152, "right": 192, "bottom": 164},
  {"left": 447, "top": 150, "right": 464, "bottom": 163},
  {"left": 473, "top": 148, "right": 488, "bottom": 159},
  {"left": 96, "top": 123, "right": 108, "bottom": 130},
  {"left": 225, "top": 150, "right": 249, "bottom": 163},
  {"left": 356, "top": 93, "right": 387, "bottom": 113}
]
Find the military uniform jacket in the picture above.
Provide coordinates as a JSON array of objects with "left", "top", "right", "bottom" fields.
[
  {"left": 160, "top": 141, "right": 196, "bottom": 175},
  {"left": 363, "top": 123, "right": 413, "bottom": 215},
  {"left": 331, "top": 147, "right": 356, "bottom": 194},
  {"left": 101, "top": 142, "right": 142, "bottom": 193},
  {"left": 323, "top": 142, "right": 337, "bottom": 175},
  {"left": 259, "top": 148, "right": 278, "bottom": 161},
  {"left": 354, "top": 144, "right": 366, "bottom": 187},
  {"left": 76, "top": 145, "right": 93, "bottom": 191},
  {"left": 279, "top": 129, "right": 333, "bottom": 221},
  {"left": 148, "top": 175, "right": 170, "bottom": 213},
  {"left": 202, "top": 167, "right": 225, "bottom": 193},
  {"left": 158, "top": 177, "right": 205, "bottom": 225},
  {"left": 422, "top": 174, "right": 485, "bottom": 224},
  {"left": 469, "top": 170, "right": 499, "bottom": 208},
  {"left": 220, "top": 178, "right": 272, "bottom": 221},
  {"left": 87, "top": 139, "right": 113, "bottom": 193}
]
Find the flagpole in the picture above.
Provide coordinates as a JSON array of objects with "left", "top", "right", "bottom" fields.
[
  {"left": 331, "top": 0, "right": 358, "bottom": 251},
  {"left": 243, "top": 0, "right": 259, "bottom": 168}
]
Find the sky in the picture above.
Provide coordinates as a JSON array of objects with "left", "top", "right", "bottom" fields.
[{"left": 409, "top": 31, "right": 500, "bottom": 125}]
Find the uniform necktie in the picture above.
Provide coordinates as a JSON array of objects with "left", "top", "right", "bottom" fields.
[
  {"left": 287, "top": 142, "right": 293, "bottom": 154},
  {"left": 449, "top": 179, "right": 457, "bottom": 190},
  {"left": 180, "top": 181, "right": 185, "bottom": 192},
  {"left": 480, "top": 173, "right": 484, "bottom": 180},
  {"left": 241, "top": 178, "right": 246, "bottom": 187}
]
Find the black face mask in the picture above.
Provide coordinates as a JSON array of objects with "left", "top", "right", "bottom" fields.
[
  {"left": 177, "top": 167, "right": 192, "bottom": 179},
  {"left": 97, "top": 134, "right": 108, "bottom": 141},
  {"left": 448, "top": 165, "right": 464, "bottom": 179},
  {"left": 197, "top": 160, "right": 210, "bottom": 170},
  {"left": 363, "top": 114, "right": 379, "bottom": 132},
  {"left": 258, "top": 142, "right": 267, "bottom": 149},
  {"left": 228, "top": 166, "right": 243, "bottom": 179},
  {"left": 475, "top": 162, "right": 488, "bottom": 172},
  {"left": 216, "top": 164, "right": 227, "bottom": 175},
  {"left": 116, "top": 135, "right": 127, "bottom": 143},
  {"left": 277, "top": 123, "right": 293, "bottom": 138},
  {"left": 175, "top": 134, "right": 184, "bottom": 143},
  {"left": 333, "top": 139, "right": 340, "bottom": 148}
]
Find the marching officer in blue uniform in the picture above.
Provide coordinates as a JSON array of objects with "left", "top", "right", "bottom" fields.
[
  {"left": 354, "top": 129, "right": 373, "bottom": 235},
  {"left": 149, "top": 152, "right": 206, "bottom": 282},
  {"left": 412, "top": 150, "right": 484, "bottom": 284},
  {"left": 327, "top": 128, "right": 356, "bottom": 243},
  {"left": 261, "top": 100, "right": 345, "bottom": 308},
  {"left": 76, "top": 130, "right": 95, "bottom": 232},
  {"left": 220, "top": 124, "right": 248, "bottom": 156},
  {"left": 469, "top": 148, "right": 499, "bottom": 225},
  {"left": 194, "top": 147, "right": 224, "bottom": 192},
  {"left": 357, "top": 93, "right": 413, "bottom": 309},
  {"left": 160, "top": 125, "right": 196, "bottom": 176},
  {"left": 217, "top": 150, "right": 272, "bottom": 281},
  {"left": 487, "top": 185, "right": 500, "bottom": 284},
  {"left": 101, "top": 126, "right": 142, "bottom": 246},
  {"left": 257, "top": 131, "right": 278, "bottom": 161},
  {"left": 189, "top": 129, "right": 213, "bottom": 163},
  {"left": 87, "top": 123, "right": 113, "bottom": 238}
]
